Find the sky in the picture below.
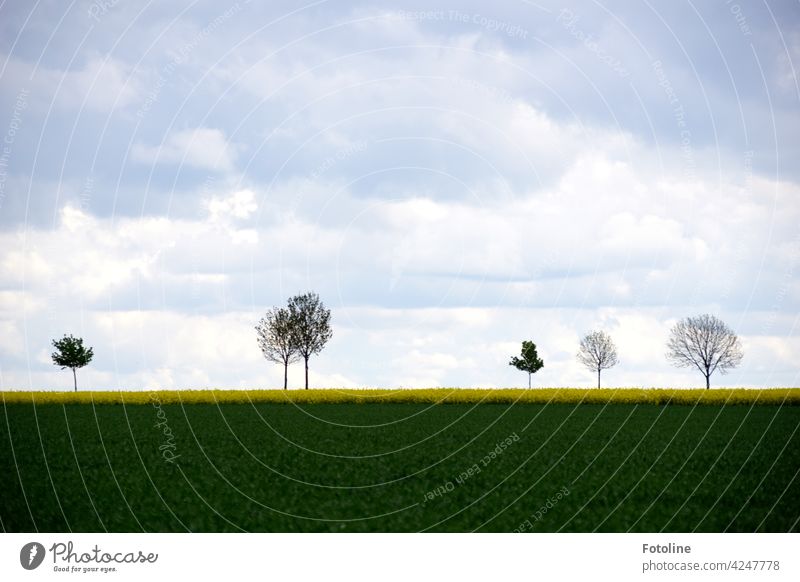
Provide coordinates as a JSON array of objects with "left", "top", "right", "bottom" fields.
[{"left": 0, "top": 0, "right": 798, "bottom": 390}]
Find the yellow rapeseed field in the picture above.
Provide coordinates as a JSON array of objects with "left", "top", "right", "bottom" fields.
[{"left": 1, "top": 388, "right": 798, "bottom": 405}]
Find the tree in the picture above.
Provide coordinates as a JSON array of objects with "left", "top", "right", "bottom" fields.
[
  {"left": 509, "top": 340, "right": 544, "bottom": 388},
  {"left": 577, "top": 330, "right": 619, "bottom": 388},
  {"left": 255, "top": 307, "right": 300, "bottom": 389},
  {"left": 666, "top": 314, "right": 743, "bottom": 389},
  {"left": 51, "top": 334, "right": 93, "bottom": 391},
  {"left": 287, "top": 292, "right": 332, "bottom": 389}
]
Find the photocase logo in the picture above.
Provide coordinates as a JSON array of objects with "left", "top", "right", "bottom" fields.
[{"left": 20, "top": 542, "right": 46, "bottom": 570}]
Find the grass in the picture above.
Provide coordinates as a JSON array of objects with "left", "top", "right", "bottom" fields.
[
  {"left": 2, "top": 387, "right": 800, "bottom": 406},
  {"left": 1, "top": 400, "right": 798, "bottom": 532}
]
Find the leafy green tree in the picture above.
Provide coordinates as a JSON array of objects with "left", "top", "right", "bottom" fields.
[
  {"left": 509, "top": 340, "right": 544, "bottom": 388},
  {"left": 255, "top": 307, "right": 300, "bottom": 389},
  {"left": 51, "top": 334, "right": 94, "bottom": 391},
  {"left": 288, "top": 292, "right": 332, "bottom": 389}
]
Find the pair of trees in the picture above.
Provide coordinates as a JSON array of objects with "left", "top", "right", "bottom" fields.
[
  {"left": 508, "top": 332, "right": 617, "bottom": 389},
  {"left": 509, "top": 314, "right": 743, "bottom": 389},
  {"left": 255, "top": 292, "right": 332, "bottom": 389}
]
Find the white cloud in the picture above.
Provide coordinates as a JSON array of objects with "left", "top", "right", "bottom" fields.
[
  {"left": 3, "top": 54, "right": 142, "bottom": 111},
  {"left": 207, "top": 188, "right": 257, "bottom": 222},
  {"left": 132, "top": 127, "right": 239, "bottom": 171},
  {"left": 0, "top": 291, "right": 44, "bottom": 317},
  {"left": 0, "top": 243, "right": 52, "bottom": 284},
  {"left": 599, "top": 212, "right": 708, "bottom": 265},
  {"left": 0, "top": 188, "right": 262, "bottom": 305},
  {"left": 0, "top": 320, "right": 25, "bottom": 357},
  {"left": 205, "top": 188, "right": 259, "bottom": 244}
]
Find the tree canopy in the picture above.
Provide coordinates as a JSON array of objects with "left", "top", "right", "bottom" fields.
[
  {"left": 256, "top": 306, "right": 300, "bottom": 389},
  {"left": 509, "top": 340, "right": 544, "bottom": 388},
  {"left": 577, "top": 330, "right": 619, "bottom": 388},
  {"left": 666, "top": 314, "right": 743, "bottom": 389},
  {"left": 287, "top": 292, "right": 333, "bottom": 389},
  {"left": 51, "top": 334, "right": 93, "bottom": 391}
]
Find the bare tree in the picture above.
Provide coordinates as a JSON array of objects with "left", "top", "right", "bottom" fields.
[
  {"left": 666, "top": 314, "right": 743, "bottom": 389},
  {"left": 577, "top": 330, "right": 619, "bottom": 388},
  {"left": 288, "top": 292, "right": 332, "bottom": 389},
  {"left": 256, "top": 307, "right": 299, "bottom": 389}
]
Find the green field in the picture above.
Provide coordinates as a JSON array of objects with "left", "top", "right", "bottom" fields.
[{"left": 1, "top": 402, "right": 798, "bottom": 532}]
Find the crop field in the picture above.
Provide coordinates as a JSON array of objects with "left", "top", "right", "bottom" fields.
[
  {"left": 2, "top": 394, "right": 799, "bottom": 532},
  {"left": 3, "top": 387, "right": 800, "bottom": 406}
]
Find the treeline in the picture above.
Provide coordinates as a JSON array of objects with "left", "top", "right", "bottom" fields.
[
  {"left": 50, "top": 295, "right": 742, "bottom": 390},
  {"left": 510, "top": 314, "right": 743, "bottom": 389}
]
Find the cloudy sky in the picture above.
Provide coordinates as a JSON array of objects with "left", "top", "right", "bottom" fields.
[{"left": 0, "top": 0, "right": 798, "bottom": 390}]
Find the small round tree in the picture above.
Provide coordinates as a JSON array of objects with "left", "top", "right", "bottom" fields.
[
  {"left": 577, "top": 330, "right": 619, "bottom": 388},
  {"left": 509, "top": 340, "right": 544, "bottom": 388},
  {"left": 51, "top": 334, "right": 94, "bottom": 391}
]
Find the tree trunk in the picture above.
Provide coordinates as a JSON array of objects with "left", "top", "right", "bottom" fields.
[
  {"left": 528, "top": 373, "right": 531, "bottom": 389},
  {"left": 72, "top": 368, "right": 77, "bottom": 392},
  {"left": 706, "top": 373, "right": 710, "bottom": 390},
  {"left": 305, "top": 358, "right": 309, "bottom": 390},
  {"left": 283, "top": 362, "right": 288, "bottom": 390},
  {"left": 597, "top": 368, "right": 601, "bottom": 389}
]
